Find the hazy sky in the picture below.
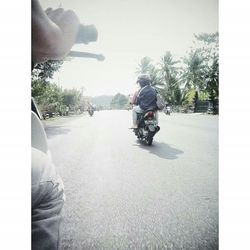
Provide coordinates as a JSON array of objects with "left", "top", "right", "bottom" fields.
[{"left": 40, "top": 0, "right": 218, "bottom": 96}]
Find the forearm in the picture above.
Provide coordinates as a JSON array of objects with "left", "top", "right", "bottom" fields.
[{"left": 32, "top": 0, "right": 79, "bottom": 63}]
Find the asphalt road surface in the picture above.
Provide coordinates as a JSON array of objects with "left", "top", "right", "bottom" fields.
[{"left": 45, "top": 110, "right": 218, "bottom": 250}]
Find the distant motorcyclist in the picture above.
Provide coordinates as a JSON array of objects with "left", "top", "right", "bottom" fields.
[
  {"left": 130, "top": 74, "right": 158, "bottom": 129},
  {"left": 165, "top": 104, "right": 171, "bottom": 115},
  {"left": 66, "top": 106, "right": 69, "bottom": 116},
  {"left": 87, "top": 103, "right": 95, "bottom": 116}
]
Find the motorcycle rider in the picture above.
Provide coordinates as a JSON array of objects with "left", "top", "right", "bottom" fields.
[
  {"left": 130, "top": 74, "right": 158, "bottom": 129},
  {"left": 166, "top": 104, "right": 171, "bottom": 115},
  {"left": 87, "top": 103, "right": 95, "bottom": 116}
]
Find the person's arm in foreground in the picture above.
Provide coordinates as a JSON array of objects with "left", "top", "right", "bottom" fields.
[
  {"left": 32, "top": 0, "right": 80, "bottom": 63},
  {"left": 32, "top": 2, "right": 80, "bottom": 249}
]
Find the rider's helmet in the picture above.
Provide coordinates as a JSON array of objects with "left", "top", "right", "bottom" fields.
[{"left": 136, "top": 73, "right": 152, "bottom": 87}]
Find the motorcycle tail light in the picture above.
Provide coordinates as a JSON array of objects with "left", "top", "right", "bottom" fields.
[{"left": 145, "top": 111, "right": 154, "bottom": 119}]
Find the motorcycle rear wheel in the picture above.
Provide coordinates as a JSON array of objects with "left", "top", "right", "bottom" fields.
[{"left": 146, "top": 132, "right": 154, "bottom": 145}]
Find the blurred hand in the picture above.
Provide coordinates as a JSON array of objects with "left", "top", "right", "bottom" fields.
[{"left": 32, "top": 0, "right": 81, "bottom": 63}]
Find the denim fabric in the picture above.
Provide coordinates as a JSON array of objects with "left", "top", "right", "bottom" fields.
[{"left": 32, "top": 111, "right": 65, "bottom": 250}]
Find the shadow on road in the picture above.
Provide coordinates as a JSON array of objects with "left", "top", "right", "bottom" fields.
[
  {"left": 45, "top": 126, "right": 71, "bottom": 139},
  {"left": 134, "top": 141, "right": 184, "bottom": 160}
]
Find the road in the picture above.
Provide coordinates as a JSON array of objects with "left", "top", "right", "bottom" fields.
[{"left": 45, "top": 110, "right": 218, "bottom": 250}]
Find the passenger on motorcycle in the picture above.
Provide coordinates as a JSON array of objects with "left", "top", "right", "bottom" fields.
[{"left": 130, "top": 74, "right": 158, "bottom": 129}]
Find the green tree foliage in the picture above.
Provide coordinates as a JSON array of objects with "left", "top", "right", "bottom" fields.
[
  {"left": 32, "top": 60, "right": 63, "bottom": 80},
  {"left": 159, "top": 51, "right": 182, "bottom": 105},
  {"left": 193, "top": 90, "right": 199, "bottom": 112},
  {"left": 31, "top": 79, "right": 48, "bottom": 98},
  {"left": 32, "top": 82, "right": 64, "bottom": 113},
  {"left": 32, "top": 84, "right": 84, "bottom": 114},
  {"left": 63, "top": 89, "right": 82, "bottom": 110},
  {"left": 149, "top": 66, "right": 164, "bottom": 89},
  {"left": 160, "top": 52, "right": 180, "bottom": 85},
  {"left": 136, "top": 57, "right": 154, "bottom": 74},
  {"left": 136, "top": 57, "right": 164, "bottom": 89},
  {"left": 195, "top": 32, "right": 218, "bottom": 45},
  {"left": 31, "top": 59, "right": 85, "bottom": 115},
  {"left": 182, "top": 88, "right": 196, "bottom": 106},
  {"left": 181, "top": 49, "right": 206, "bottom": 92},
  {"left": 182, "top": 32, "right": 219, "bottom": 100},
  {"left": 135, "top": 33, "right": 219, "bottom": 110},
  {"left": 110, "top": 93, "right": 129, "bottom": 110},
  {"left": 206, "top": 57, "right": 219, "bottom": 100}
]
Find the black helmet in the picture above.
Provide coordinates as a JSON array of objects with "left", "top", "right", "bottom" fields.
[{"left": 136, "top": 73, "right": 151, "bottom": 87}]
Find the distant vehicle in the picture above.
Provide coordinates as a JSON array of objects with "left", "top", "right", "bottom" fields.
[
  {"left": 88, "top": 109, "right": 94, "bottom": 116},
  {"left": 207, "top": 106, "right": 217, "bottom": 115},
  {"left": 164, "top": 106, "right": 171, "bottom": 115},
  {"left": 65, "top": 106, "right": 69, "bottom": 116},
  {"left": 87, "top": 105, "right": 95, "bottom": 116},
  {"left": 207, "top": 101, "right": 219, "bottom": 115},
  {"left": 180, "top": 107, "right": 188, "bottom": 113}
]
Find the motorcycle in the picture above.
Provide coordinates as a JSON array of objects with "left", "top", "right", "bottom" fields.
[
  {"left": 88, "top": 109, "right": 94, "bottom": 116},
  {"left": 164, "top": 106, "right": 171, "bottom": 115},
  {"left": 133, "top": 109, "right": 160, "bottom": 145}
]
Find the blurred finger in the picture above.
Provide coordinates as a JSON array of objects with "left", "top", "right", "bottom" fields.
[
  {"left": 47, "top": 8, "right": 65, "bottom": 23},
  {"left": 45, "top": 7, "right": 53, "bottom": 15},
  {"left": 53, "top": 10, "right": 80, "bottom": 47}
]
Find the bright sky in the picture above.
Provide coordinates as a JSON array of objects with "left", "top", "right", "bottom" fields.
[{"left": 40, "top": 0, "right": 218, "bottom": 96}]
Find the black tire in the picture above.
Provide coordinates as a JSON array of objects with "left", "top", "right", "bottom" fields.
[
  {"left": 146, "top": 132, "right": 154, "bottom": 145},
  {"left": 146, "top": 137, "right": 153, "bottom": 145}
]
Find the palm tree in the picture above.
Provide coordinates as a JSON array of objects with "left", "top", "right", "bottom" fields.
[
  {"left": 181, "top": 32, "right": 219, "bottom": 97},
  {"left": 136, "top": 56, "right": 164, "bottom": 89},
  {"left": 160, "top": 51, "right": 180, "bottom": 85},
  {"left": 149, "top": 66, "right": 164, "bottom": 89},
  {"left": 159, "top": 51, "right": 182, "bottom": 105},
  {"left": 181, "top": 49, "right": 206, "bottom": 91},
  {"left": 136, "top": 57, "right": 154, "bottom": 74}
]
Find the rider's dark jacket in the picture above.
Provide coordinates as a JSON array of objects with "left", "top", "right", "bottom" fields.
[{"left": 136, "top": 85, "right": 158, "bottom": 110}]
